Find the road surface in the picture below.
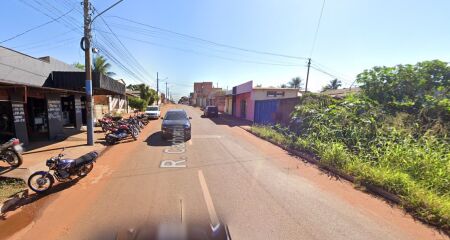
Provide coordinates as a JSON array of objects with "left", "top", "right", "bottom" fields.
[{"left": 2, "top": 105, "right": 447, "bottom": 240}]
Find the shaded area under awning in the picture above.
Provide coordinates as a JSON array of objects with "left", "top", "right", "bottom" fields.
[{"left": 44, "top": 71, "right": 125, "bottom": 95}]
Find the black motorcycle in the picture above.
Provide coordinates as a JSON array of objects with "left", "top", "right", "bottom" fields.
[
  {"left": 0, "top": 138, "right": 23, "bottom": 167},
  {"left": 27, "top": 149, "right": 98, "bottom": 193}
]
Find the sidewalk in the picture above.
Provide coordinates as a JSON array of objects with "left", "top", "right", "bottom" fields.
[{"left": 0, "top": 126, "right": 109, "bottom": 180}]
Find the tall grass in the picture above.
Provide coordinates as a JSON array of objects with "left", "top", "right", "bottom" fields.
[{"left": 251, "top": 93, "right": 450, "bottom": 232}]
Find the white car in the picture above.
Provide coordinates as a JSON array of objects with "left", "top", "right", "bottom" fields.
[{"left": 145, "top": 105, "right": 161, "bottom": 119}]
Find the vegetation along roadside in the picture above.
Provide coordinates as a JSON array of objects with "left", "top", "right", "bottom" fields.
[{"left": 253, "top": 60, "right": 450, "bottom": 234}]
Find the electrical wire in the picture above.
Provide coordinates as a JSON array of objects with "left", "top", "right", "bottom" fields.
[
  {"left": 0, "top": 8, "right": 74, "bottom": 44},
  {"left": 102, "top": 22, "right": 305, "bottom": 66},
  {"left": 97, "top": 15, "right": 155, "bottom": 81},
  {"left": 93, "top": 29, "right": 304, "bottom": 67},
  {"left": 309, "top": 0, "right": 326, "bottom": 58},
  {"left": 107, "top": 16, "right": 307, "bottom": 61}
]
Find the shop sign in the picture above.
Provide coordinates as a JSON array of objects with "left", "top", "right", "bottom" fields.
[{"left": 12, "top": 103, "right": 25, "bottom": 123}]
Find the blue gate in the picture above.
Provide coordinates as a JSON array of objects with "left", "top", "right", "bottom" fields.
[{"left": 254, "top": 99, "right": 279, "bottom": 125}]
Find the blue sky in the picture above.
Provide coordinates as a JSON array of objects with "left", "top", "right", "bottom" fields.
[{"left": 1, "top": 0, "right": 449, "bottom": 99}]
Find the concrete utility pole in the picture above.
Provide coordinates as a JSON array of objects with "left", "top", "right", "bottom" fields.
[
  {"left": 83, "top": 0, "right": 94, "bottom": 145},
  {"left": 305, "top": 58, "right": 311, "bottom": 93},
  {"left": 165, "top": 82, "right": 168, "bottom": 101},
  {"left": 82, "top": 0, "right": 123, "bottom": 145}
]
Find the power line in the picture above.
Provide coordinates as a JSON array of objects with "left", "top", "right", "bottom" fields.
[
  {"left": 0, "top": 8, "right": 74, "bottom": 44},
  {"left": 107, "top": 16, "right": 308, "bottom": 61},
  {"left": 309, "top": 0, "right": 326, "bottom": 58},
  {"left": 96, "top": 14, "right": 155, "bottom": 81},
  {"left": 18, "top": 0, "right": 82, "bottom": 33},
  {"left": 103, "top": 22, "right": 305, "bottom": 66},
  {"left": 93, "top": 29, "right": 304, "bottom": 67}
]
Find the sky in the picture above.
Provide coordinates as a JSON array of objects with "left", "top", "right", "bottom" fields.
[{"left": 1, "top": 0, "right": 449, "bottom": 100}]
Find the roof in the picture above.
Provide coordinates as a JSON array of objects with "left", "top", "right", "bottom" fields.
[
  {"left": 253, "top": 87, "right": 300, "bottom": 91},
  {"left": 0, "top": 46, "right": 82, "bottom": 87},
  {"left": 46, "top": 71, "right": 126, "bottom": 95}
]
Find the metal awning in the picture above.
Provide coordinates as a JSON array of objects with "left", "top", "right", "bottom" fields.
[{"left": 44, "top": 71, "right": 126, "bottom": 95}]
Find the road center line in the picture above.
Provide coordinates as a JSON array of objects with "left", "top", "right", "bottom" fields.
[{"left": 198, "top": 170, "right": 220, "bottom": 229}]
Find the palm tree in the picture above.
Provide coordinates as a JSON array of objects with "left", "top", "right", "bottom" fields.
[
  {"left": 73, "top": 62, "right": 85, "bottom": 70},
  {"left": 322, "top": 78, "right": 342, "bottom": 91},
  {"left": 93, "top": 55, "right": 115, "bottom": 76},
  {"left": 288, "top": 77, "right": 302, "bottom": 89}
]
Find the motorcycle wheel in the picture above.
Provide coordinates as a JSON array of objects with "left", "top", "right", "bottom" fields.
[
  {"left": 131, "top": 129, "right": 138, "bottom": 140},
  {"left": 28, "top": 172, "right": 54, "bottom": 193},
  {"left": 3, "top": 150, "right": 23, "bottom": 168},
  {"left": 77, "top": 163, "right": 94, "bottom": 177},
  {"left": 106, "top": 135, "right": 116, "bottom": 145}
]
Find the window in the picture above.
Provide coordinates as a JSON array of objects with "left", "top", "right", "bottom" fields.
[
  {"left": 146, "top": 106, "right": 159, "bottom": 111},
  {"left": 267, "top": 91, "right": 285, "bottom": 97}
]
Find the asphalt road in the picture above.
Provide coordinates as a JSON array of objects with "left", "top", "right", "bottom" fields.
[{"left": 4, "top": 105, "right": 448, "bottom": 240}]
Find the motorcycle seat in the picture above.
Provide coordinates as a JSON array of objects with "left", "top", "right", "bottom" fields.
[{"left": 74, "top": 151, "right": 98, "bottom": 166}]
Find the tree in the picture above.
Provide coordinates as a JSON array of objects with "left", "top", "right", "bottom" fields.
[
  {"left": 322, "top": 78, "right": 342, "bottom": 91},
  {"left": 356, "top": 60, "right": 450, "bottom": 131},
  {"left": 256, "top": 84, "right": 262, "bottom": 87},
  {"left": 73, "top": 62, "right": 85, "bottom": 70},
  {"left": 127, "top": 84, "right": 159, "bottom": 106},
  {"left": 93, "top": 55, "right": 115, "bottom": 76},
  {"left": 280, "top": 83, "right": 287, "bottom": 88},
  {"left": 128, "top": 97, "right": 146, "bottom": 111},
  {"left": 289, "top": 77, "right": 303, "bottom": 88}
]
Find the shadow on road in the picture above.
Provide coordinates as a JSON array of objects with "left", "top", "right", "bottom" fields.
[
  {"left": 206, "top": 114, "right": 252, "bottom": 127},
  {"left": 0, "top": 166, "right": 22, "bottom": 176},
  {"left": 145, "top": 132, "right": 172, "bottom": 147},
  {"left": 23, "top": 144, "right": 87, "bottom": 155},
  {"left": 0, "top": 178, "right": 81, "bottom": 217}
]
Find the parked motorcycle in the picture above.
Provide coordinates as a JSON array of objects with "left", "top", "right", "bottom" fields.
[
  {"left": 0, "top": 138, "right": 23, "bottom": 167},
  {"left": 105, "top": 123, "right": 139, "bottom": 145},
  {"left": 27, "top": 149, "right": 98, "bottom": 193}
]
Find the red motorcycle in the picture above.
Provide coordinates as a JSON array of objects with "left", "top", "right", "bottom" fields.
[{"left": 104, "top": 122, "right": 139, "bottom": 145}]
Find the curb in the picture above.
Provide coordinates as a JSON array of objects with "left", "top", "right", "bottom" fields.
[{"left": 241, "top": 127, "right": 402, "bottom": 204}]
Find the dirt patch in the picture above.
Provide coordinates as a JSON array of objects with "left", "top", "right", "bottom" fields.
[
  {"left": 0, "top": 177, "right": 26, "bottom": 203},
  {"left": 0, "top": 191, "right": 56, "bottom": 240}
]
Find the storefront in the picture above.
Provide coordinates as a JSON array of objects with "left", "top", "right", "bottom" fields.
[
  {"left": 233, "top": 81, "right": 254, "bottom": 121},
  {"left": 0, "top": 84, "right": 85, "bottom": 144}
]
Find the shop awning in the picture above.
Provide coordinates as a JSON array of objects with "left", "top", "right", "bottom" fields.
[{"left": 44, "top": 71, "right": 126, "bottom": 95}]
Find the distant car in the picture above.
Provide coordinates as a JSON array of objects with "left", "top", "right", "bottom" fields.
[
  {"left": 161, "top": 109, "right": 192, "bottom": 140},
  {"left": 203, "top": 106, "right": 219, "bottom": 118},
  {"left": 145, "top": 106, "right": 160, "bottom": 119}
]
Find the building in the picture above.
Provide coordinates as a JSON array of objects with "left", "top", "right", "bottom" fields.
[
  {"left": 193, "top": 82, "right": 213, "bottom": 107},
  {"left": 0, "top": 46, "right": 125, "bottom": 144},
  {"left": 223, "top": 90, "right": 233, "bottom": 115},
  {"left": 232, "top": 80, "right": 301, "bottom": 122}
]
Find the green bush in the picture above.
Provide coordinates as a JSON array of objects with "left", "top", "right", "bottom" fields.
[{"left": 128, "top": 97, "right": 147, "bottom": 111}]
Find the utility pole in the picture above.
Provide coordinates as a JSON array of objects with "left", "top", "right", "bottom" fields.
[
  {"left": 82, "top": 0, "right": 123, "bottom": 146},
  {"left": 165, "top": 82, "right": 168, "bottom": 102},
  {"left": 83, "top": 0, "right": 94, "bottom": 146},
  {"left": 156, "top": 72, "right": 159, "bottom": 105},
  {"left": 305, "top": 58, "right": 311, "bottom": 93}
]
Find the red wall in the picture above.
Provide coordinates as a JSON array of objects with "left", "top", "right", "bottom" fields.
[{"left": 234, "top": 92, "right": 253, "bottom": 121}]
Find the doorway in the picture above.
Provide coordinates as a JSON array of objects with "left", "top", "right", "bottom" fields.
[
  {"left": 61, "top": 96, "right": 75, "bottom": 127},
  {"left": 26, "top": 97, "right": 49, "bottom": 141},
  {"left": 0, "top": 102, "right": 14, "bottom": 142},
  {"left": 240, "top": 100, "right": 246, "bottom": 119}
]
